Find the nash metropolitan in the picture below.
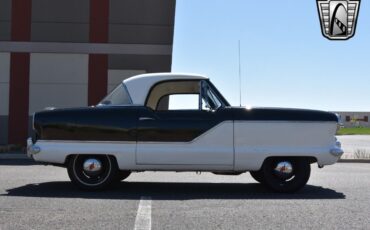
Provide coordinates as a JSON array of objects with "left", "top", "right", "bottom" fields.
[{"left": 27, "top": 73, "right": 343, "bottom": 192}]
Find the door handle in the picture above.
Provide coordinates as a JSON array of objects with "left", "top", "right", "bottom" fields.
[{"left": 139, "top": 117, "right": 155, "bottom": 121}]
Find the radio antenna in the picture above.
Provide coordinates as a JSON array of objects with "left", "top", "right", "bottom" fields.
[{"left": 238, "top": 40, "right": 242, "bottom": 107}]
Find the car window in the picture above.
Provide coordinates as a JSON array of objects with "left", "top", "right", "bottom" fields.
[
  {"left": 98, "top": 83, "right": 132, "bottom": 106},
  {"left": 201, "top": 81, "right": 222, "bottom": 110},
  {"left": 146, "top": 80, "right": 200, "bottom": 110},
  {"left": 168, "top": 94, "right": 199, "bottom": 110}
]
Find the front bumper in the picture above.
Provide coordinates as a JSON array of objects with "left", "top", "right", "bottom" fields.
[
  {"left": 330, "top": 140, "right": 344, "bottom": 157},
  {"left": 27, "top": 138, "right": 41, "bottom": 158}
]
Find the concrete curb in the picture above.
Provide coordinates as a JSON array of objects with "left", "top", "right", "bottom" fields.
[{"left": 338, "top": 159, "right": 370, "bottom": 163}]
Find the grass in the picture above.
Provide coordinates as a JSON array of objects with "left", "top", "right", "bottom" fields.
[{"left": 336, "top": 127, "right": 370, "bottom": 135}]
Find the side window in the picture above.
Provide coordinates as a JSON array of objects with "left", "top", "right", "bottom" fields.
[
  {"left": 146, "top": 81, "right": 200, "bottom": 110},
  {"left": 201, "top": 81, "right": 222, "bottom": 110},
  {"left": 168, "top": 94, "right": 199, "bottom": 110}
]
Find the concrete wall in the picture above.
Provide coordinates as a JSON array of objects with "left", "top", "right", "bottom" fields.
[
  {"left": 336, "top": 112, "right": 370, "bottom": 127},
  {"left": 31, "top": 0, "right": 90, "bottom": 43},
  {"left": 107, "top": 69, "right": 145, "bottom": 92},
  {"left": 0, "top": 53, "right": 10, "bottom": 144},
  {"left": 29, "top": 53, "right": 89, "bottom": 114},
  {"left": 108, "top": 54, "right": 172, "bottom": 72},
  {"left": 109, "top": 0, "right": 175, "bottom": 44}
]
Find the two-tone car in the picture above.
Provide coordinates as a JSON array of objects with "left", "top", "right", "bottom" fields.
[{"left": 27, "top": 73, "right": 343, "bottom": 192}]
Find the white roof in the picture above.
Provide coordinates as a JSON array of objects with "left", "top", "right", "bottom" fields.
[{"left": 123, "top": 73, "right": 208, "bottom": 105}]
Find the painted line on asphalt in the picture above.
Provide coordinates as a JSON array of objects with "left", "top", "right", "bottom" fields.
[{"left": 134, "top": 196, "right": 152, "bottom": 230}]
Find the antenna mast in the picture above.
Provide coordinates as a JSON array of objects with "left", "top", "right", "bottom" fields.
[{"left": 238, "top": 40, "right": 242, "bottom": 107}]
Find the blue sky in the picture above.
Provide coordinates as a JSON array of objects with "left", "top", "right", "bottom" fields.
[{"left": 171, "top": 0, "right": 370, "bottom": 111}]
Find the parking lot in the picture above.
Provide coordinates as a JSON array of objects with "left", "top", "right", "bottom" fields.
[{"left": 0, "top": 160, "right": 369, "bottom": 230}]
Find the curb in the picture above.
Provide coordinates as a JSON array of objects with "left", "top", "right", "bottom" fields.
[{"left": 338, "top": 159, "right": 370, "bottom": 163}]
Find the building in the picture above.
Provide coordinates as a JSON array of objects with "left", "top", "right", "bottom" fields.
[
  {"left": 335, "top": 112, "right": 370, "bottom": 128},
  {"left": 0, "top": 0, "right": 176, "bottom": 145}
]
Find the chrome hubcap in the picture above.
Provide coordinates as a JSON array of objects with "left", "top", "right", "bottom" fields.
[
  {"left": 83, "top": 158, "right": 102, "bottom": 176},
  {"left": 273, "top": 161, "right": 293, "bottom": 179}
]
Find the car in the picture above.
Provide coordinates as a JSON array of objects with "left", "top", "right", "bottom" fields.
[{"left": 27, "top": 73, "right": 343, "bottom": 192}]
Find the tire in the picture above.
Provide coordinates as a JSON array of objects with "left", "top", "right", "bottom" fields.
[
  {"left": 250, "top": 170, "right": 265, "bottom": 184},
  {"left": 67, "top": 154, "right": 120, "bottom": 190},
  {"left": 261, "top": 158, "right": 311, "bottom": 193},
  {"left": 118, "top": 170, "right": 131, "bottom": 181}
]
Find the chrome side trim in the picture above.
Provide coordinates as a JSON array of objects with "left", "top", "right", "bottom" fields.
[{"left": 139, "top": 117, "right": 155, "bottom": 121}]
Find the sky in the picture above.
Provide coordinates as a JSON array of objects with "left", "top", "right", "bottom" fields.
[{"left": 171, "top": 0, "right": 370, "bottom": 111}]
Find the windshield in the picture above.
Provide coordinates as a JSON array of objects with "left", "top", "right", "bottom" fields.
[{"left": 98, "top": 83, "right": 132, "bottom": 106}]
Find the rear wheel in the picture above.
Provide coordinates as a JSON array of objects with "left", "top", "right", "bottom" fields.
[
  {"left": 261, "top": 158, "right": 311, "bottom": 193},
  {"left": 67, "top": 155, "right": 120, "bottom": 190}
]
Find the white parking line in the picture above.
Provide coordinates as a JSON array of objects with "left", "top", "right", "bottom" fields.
[{"left": 134, "top": 196, "right": 152, "bottom": 230}]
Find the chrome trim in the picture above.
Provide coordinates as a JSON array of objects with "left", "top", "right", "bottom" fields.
[
  {"left": 330, "top": 140, "right": 344, "bottom": 157},
  {"left": 32, "top": 113, "right": 36, "bottom": 130},
  {"left": 335, "top": 140, "right": 342, "bottom": 148},
  {"left": 139, "top": 117, "right": 155, "bottom": 121},
  {"left": 330, "top": 147, "right": 344, "bottom": 157},
  {"left": 35, "top": 140, "right": 136, "bottom": 144},
  {"left": 27, "top": 138, "right": 41, "bottom": 158},
  {"left": 83, "top": 158, "right": 102, "bottom": 174},
  {"left": 274, "top": 161, "right": 293, "bottom": 174}
]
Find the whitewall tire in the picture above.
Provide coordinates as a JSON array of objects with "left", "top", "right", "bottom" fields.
[
  {"left": 67, "top": 155, "right": 120, "bottom": 190},
  {"left": 261, "top": 158, "right": 311, "bottom": 193}
]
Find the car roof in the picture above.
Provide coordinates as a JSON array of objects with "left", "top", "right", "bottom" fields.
[{"left": 123, "top": 73, "right": 208, "bottom": 105}]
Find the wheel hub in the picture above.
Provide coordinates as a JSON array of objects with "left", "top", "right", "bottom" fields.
[
  {"left": 83, "top": 158, "right": 102, "bottom": 176},
  {"left": 273, "top": 161, "right": 293, "bottom": 179}
]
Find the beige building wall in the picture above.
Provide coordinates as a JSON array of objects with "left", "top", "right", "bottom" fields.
[
  {"left": 0, "top": 52, "right": 10, "bottom": 144},
  {"left": 107, "top": 69, "right": 145, "bottom": 92},
  {"left": 29, "top": 53, "right": 89, "bottom": 115},
  {"left": 336, "top": 112, "right": 370, "bottom": 127}
]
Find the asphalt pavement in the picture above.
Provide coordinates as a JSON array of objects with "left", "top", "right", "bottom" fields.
[{"left": 0, "top": 160, "right": 369, "bottom": 230}]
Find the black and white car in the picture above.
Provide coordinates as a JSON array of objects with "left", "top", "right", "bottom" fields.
[{"left": 27, "top": 73, "right": 343, "bottom": 192}]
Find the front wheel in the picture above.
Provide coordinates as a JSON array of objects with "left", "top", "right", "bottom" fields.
[
  {"left": 67, "top": 155, "right": 120, "bottom": 190},
  {"left": 262, "top": 158, "right": 311, "bottom": 193}
]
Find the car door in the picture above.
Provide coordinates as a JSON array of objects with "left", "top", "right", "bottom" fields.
[{"left": 135, "top": 80, "right": 234, "bottom": 168}]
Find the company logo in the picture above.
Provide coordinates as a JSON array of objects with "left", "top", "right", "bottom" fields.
[{"left": 317, "top": 0, "right": 360, "bottom": 40}]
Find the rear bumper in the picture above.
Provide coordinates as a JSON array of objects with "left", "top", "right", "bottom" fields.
[{"left": 26, "top": 138, "right": 40, "bottom": 159}]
